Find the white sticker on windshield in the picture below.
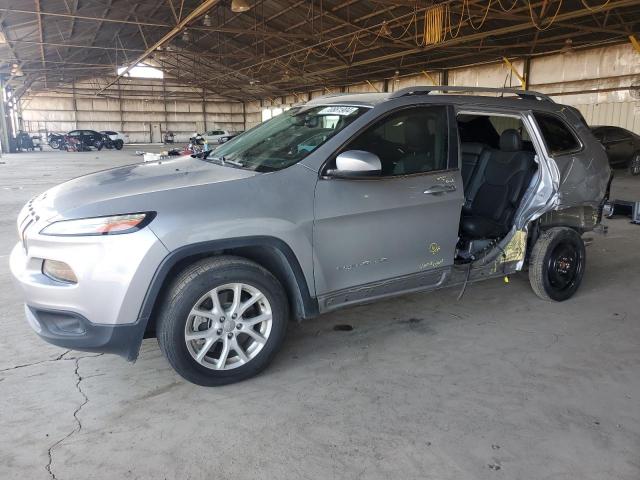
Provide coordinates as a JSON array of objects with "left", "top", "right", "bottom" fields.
[{"left": 318, "top": 106, "right": 358, "bottom": 115}]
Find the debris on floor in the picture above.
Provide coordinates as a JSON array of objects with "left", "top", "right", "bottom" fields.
[{"left": 333, "top": 324, "right": 354, "bottom": 331}]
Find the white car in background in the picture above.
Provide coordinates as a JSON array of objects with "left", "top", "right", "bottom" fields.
[
  {"left": 100, "top": 130, "right": 128, "bottom": 150},
  {"left": 202, "top": 129, "right": 231, "bottom": 144}
]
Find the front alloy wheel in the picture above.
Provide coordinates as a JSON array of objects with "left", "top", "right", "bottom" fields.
[
  {"left": 184, "top": 283, "right": 273, "bottom": 370},
  {"left": 157, "top": 256, "right": 288, "bottom": 386}
]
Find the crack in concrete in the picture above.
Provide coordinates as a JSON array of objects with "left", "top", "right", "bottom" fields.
[
  {"left": 45, "top": 353, "right": 104, "bottom": 480},
  {"left": 0, "top": 350, "right": 70, "bottom": 373}
]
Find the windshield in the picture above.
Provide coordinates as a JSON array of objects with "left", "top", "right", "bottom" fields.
[{"left": 211, "top": 105, "right": 368, "bottom": 172}]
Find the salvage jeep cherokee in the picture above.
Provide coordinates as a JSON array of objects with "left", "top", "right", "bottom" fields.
[{"left": 10, "top": 86, "right": 611, "bottom": 386}]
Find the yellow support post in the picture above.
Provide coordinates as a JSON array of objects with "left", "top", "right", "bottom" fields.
[
  {"left": 365, "top": 80, "right": 380, "bottom": 92},
  {"left": 502, "top": 56, "right": 527, "bottom": 89},
  {"left": 421, "top": 70, "right": 438, "bottom": 85},
  {"left": 630, "top": 35, "right": 640, "bottom": 54}
]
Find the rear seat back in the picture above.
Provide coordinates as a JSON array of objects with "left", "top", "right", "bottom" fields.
[
  {"left": 460, "top": 129, "right": 536, "bottom": 239},
  {"left": 461, "top": 142, "right": 487, "bottom": 192},
  {"left": 461, "top": 142, "right": 491, "bottom": 209}
]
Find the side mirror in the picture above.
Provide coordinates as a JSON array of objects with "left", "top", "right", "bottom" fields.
[{"left": 330, "top": 150, "right": 382, "bottom": 178}]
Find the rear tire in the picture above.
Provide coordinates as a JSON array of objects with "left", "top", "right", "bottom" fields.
[
  {"left": 156, "top": 256, "right": 289, "bottom": 386},
  {"left": 529, "top": 227, "right": 586, "bottom": 301},
  {"left": 629, "top": 153, "right": 640, "bottom": 176}
]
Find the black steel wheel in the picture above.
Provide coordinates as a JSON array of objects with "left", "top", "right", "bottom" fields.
[{"left": 529, "top": 227, "right": 586, "bottom": 301}]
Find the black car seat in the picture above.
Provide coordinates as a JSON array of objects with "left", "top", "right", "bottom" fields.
[
  {"left": 460, "top": 129, "right": 535, "bottom": 239},
  {"left": 461, "top": 142, "right": 490, "bottom": 201}
]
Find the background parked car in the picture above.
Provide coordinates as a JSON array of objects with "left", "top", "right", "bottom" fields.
[
  {"left": 66, "top": 130, "right": 110, "bottom": 150},
  {"left": 202, "top": 129, "right": 231, "bottom": 144},
  {"left": 590, "top": 125, "right": 640, "bottom": 175},
  {"left": 100, "top": 130, "right": 128, "bottom": 150},
  {"left": 217, "top": 132, "right": 242, "bottom": 144}
]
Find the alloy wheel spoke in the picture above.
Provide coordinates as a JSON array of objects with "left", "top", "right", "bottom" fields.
[
  {"left": 231, "top": 338, "right": 249, "bottom": 364},
  {"left": 238, "top": 292, "right": 264, "bottom": 316},
  {"left": 216, "top": 339, "right": 231, "bottom": 369},
  {"left": 185, "top": 329, "right": 214, "bottom": 342},
  {"left": 195, "top": 338, "right": 215, "bottom": 363},
  {"left": 209, "top": 288, "right": 224, "bottom": 315},
  {"left": 242, "top": 312, "right": 271, "bottom": 327},
  {"left": 244, "top": 328, "right": 267, "bottom": 344},
  {"left": 229, "top": 284, "right": 242, "bottom": 315},
  {"left": 190, "top": 308, "right": 216, "bottom": 320}
]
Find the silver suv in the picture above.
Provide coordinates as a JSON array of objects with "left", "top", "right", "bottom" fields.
[{"left": 10, "top": 86, "right": 611, "bottom": 386}]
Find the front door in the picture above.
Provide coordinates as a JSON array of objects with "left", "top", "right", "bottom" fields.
[{"left": 313, "top": 105, "right": 463, "bottom": 305}]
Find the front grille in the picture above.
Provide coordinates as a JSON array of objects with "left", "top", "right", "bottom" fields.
[{"left": 17, "top": 197, "right": 40, "bottom": 247}]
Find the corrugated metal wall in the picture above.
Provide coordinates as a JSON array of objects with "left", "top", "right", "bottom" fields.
[
  {"left": 301, "top": 43, "right": 640, "bottom": 134},
  {"left": 21, "top": 78, "right": 245, "bottom": 143},
  {"left": 20, "top": 44, "right": 640, "bottom": 137}
]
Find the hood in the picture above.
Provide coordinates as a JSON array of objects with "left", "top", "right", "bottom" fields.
[{"left": 32, "top": 155, "right": 258, "bottom": 220}]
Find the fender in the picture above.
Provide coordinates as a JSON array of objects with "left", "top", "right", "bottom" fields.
[{"left": 128, "top": 236, "right": 319, "bottom": 360}]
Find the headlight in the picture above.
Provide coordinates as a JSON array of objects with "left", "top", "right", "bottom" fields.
[{"left": 40, "top": 212, "right": 155, "bottom": 236}]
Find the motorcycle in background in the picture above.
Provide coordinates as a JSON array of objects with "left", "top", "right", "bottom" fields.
[{"left": 184, "top": 133, "right": 208, "bottom": 155}]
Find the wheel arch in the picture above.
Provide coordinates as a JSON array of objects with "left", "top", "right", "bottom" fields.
[{"left": 138, "top": 236, "right": 319, "bottom": 345}]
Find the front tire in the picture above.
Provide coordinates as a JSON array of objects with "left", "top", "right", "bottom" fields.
[
  {"left": 629, "top": 153, "right": 640, "bottom": 176},
  {"left": 156, "top": 256, "right": 289, "bottom": 386},
  {"left": 49, "top": 140, "right": 59, "bottom": 149},
  {"left": 529, "top": 227, "right": 586, "bottom": 301},
  {"left": 114, "top": 139, "right": 124, "bottom": 150}
]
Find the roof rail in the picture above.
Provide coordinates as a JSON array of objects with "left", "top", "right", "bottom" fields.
[{"left": 388, "top": 85, "right": 554, "bottom": 102}]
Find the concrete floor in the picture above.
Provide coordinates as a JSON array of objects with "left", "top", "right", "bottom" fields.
[{"left": 1, "top": 146, "right": 639, "bottom": 480}]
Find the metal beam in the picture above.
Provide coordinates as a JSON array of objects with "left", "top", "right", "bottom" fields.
[
  {"left": 0, "top": 8, "right": 170, "bottom": 28},
  {"left": 34, "top": 0, "right": 46, "bottom": 87},
  {"left": 96, "top": 0, "right": 221, "bottom": 95},
  {"left": 253, "top": 0, "right": 639, "bottom": 82}
]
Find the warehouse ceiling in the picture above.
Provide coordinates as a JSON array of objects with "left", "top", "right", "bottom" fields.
[{"left": 1, "top": 0, "right": 639, "bottom": 100}]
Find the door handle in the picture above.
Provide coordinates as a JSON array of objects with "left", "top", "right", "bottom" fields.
[{"left": 424, "top": 184, "right": 456, "bottom": 195}]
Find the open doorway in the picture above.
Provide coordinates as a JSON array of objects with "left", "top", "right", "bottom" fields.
[{"left": 455, "top": 112, "right": 539, "bottom": 263}]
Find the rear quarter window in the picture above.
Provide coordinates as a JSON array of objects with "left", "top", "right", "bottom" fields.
[{"left": 534, "top": 112, "right": 580, "bottom": 156}]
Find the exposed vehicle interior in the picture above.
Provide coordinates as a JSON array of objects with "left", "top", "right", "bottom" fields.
[{"left": 456, "top": 113, "right": 539, "bottom": 262}]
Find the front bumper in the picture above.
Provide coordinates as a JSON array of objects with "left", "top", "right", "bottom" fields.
[
  {"left": 10, "top": 226, "right": 169, "bottom": 359},
  {"left": 24, "top": 305, "right": 145, "bottom": 360}
]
